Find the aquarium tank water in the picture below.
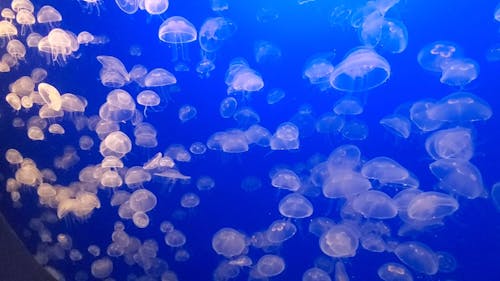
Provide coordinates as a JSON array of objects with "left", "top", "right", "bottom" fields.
[{"left": 0, "top": 0, "right": 499, "bottom": 280}]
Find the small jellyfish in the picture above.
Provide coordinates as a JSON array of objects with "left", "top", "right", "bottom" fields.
[
  {"left": 129, "top": 189, "right": 157, "bottom": 212},
  {"left": 426, "top": 92, "right": 492, "bottom": 123},
  {"left": 425, "top": 127, "right": 473, "bottom": 160},
  {"left": 265, "top": 219, "right": 297, "bottom": 243},
  {"left": 409, "top": 100, "right": 443, "bottom": 132},
  {"left": 158, "top": 16, "right": 197, "bottom": 71},
  {"left": 406, "top": 191, "right": 459, "bottom": 222},
  {"left": 439, "top": 58, "right": 479, "bottom": 88},
  {"left": 36, "top": 5, "right": 62, "bottom": 28},
  {"left": 189, "top": 142, "right": 207, "bottom": 155},
  {"left": 377, "top": 262, "right": 413, "bottom": 281},
  {"left": 180, "top": 192, "right": 200, "bottom": 208},
  {"left": 341, "top": 119, "right": 368, "bottom": 140},
  {"left": 219, "top": 97, "right": 238, "bottom": 118},
  {"left": 270, "top": 122, "right": 300, "bottom": 150},
  {"left": 115, "top": 0, "right": 139, "bottom": 14},
  {"left": 91, "top": 257, "right": 113, "bottom": 279},
  {"left": 196, "top": 176, "right": 215, "bottom": 190},
  {"left": 330, "top": 47, "right": 390, "bottom": 92},
  {"left": 278, "top": 193, "right": 314, "bottom": 219},
  {"left": 380, "top": 114, "right": 411, "bottom": 139},
  {"left": 333, "top": 95, "right": 364, "bottom": 115},
  {"left": 319, "top": 224, "right": 359, "bottom": 258},
  {"left": 144, "top": 68, "right": 177, "bottom": 87},
  {"left": 302, "top": 267, "right": 331, "bottom": 281},
  {"left": 429, "top": 159, "right": 485, "bottom": 199},
  {"left": 212, "top": 228, "right": 247, "bottom": 258},
  {"left": 271, "top": 169, "right": 301, "bottom": 191},
  {"left": 417, "top": 41, "right": 463, "bottom": 72},
  {"left": 199, "top": 17, "right": 237, "bottom": 52},
  {"left": 394, "top": 241, "right": 439, "bottom": 275},
  {"left": 361, "top": 156, "right": 409, "bottom": 184},
  {"left": 256, "top": 255, "right": 285, "bottom": 277},
  {"left": 303, "top": 53, "right": 335, "bottom": 90},
  {"left": 144, "top": 0, "right": 169, "bottom": 15},
  {"left": 132, "top": 211, "right": 150, "bottom": 228},
  {"left": 178, "top": 104, "right": 197, "bottom": 122},
  {"left": 137, "top": 90, "right": 161, "bottom": 117},
  {"left": 254, "top": 40, "right": 282, "bottom": 64},
  {"left": 351, "top": 190, "right": 398, "bottom": 219},
  {"left": 266, "top": 88, "right": 285, "bottom": 104}
]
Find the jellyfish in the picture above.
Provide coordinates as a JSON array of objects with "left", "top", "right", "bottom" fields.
[
  {"left": 114, "top": 0, "right": 139, "bottom": 14},
  {"left": 439, "top": 58, "right": 479, "bottom": 88},
  {"left": 425, "top": 127, "right": 473, "bottom": 160},
  {"left": 361, "top": 156, "right": 409, "bottom": 184},
  {"left": 6, "top": 39, "right": 26, "bottom": 62},
  {"left": 254, "top": 40, "right": 282, "bottom": 64},
  {"left": 341, "top": 119, "right": 368, "bottom": 141},
  {"left": 1, "top": 8, "right": 15, "bottom": 22},
  {"left": 270, "top": 122, "right": 300, "bottom": 150},
  {"left": 38, "top": 28, "right": 79, "bottom": 64},
  {"left": 129, "top": 189, "right": 157, "bottom": 212},
  {"left": 302, "top": 267, "right": 332, "bottom": 281},
  {"left": 91, "top": 257, "right": 113, "bottom": 279},
  {"left": 351, "top": 190, "right": 398, "bottom": 219},
  {"left": 15, "top": 9, "right": 35, "bottom": 36},
  {"left": 132, "top": 211, "right": 150, "bottom": 228},
  {"left": 394, "top": 241, "right": 439, "bottom": 275},
  {"left": 144, "top": 0, "right": 169, "bottom": 15},
  {"left": 180, "top": 192, "right": 200, "bottom": 208},
  {"left": 124, "top": 166, "right": 152, "bottom": 188},
  {"left": 196, "top": 176, "right": 215, "bottom": 190},
  {"left": 417, "top": 41, "right": 463, "bottom": 72},
  {"left": 406, "top": 191, "right": 459, "bottom": 221},
  {"left": 178, "top": 104, "right": 197, "bottom": 122},
  {"left": 199, "top": 17, "right": 237, "bottom": 53},
  {"left": 334, "top": 95, "right": 364, "bottom": 115},
  {"left": 265, "top": 219, "right": 297, "bottom": 243},
  {"left": 303, "top": 53, "right": 335, "bottom": 89},
  {"left": 144, "top": 68, "right": 177, "bottom": 87},
  {"left": 244, "top": 124, "right": 271, "bottom": 147},
  {"left": 426, "top": 92, "right": 492, "bottom": 123},
  {"left": 158, "top": 16, "right": 197, "bottom": 71},
  {"left": 256, "top": 255, "right": 285, "bottom": 277},
  {"left": 210, "top": 0, "right": 229, "bottom": 11},
  {"left": 377, "top": 263, "right": 413, "bottom": 281},
  {"left": 99, "top": 131, "right": 132, "bottom": 158},
  {"left": 219, "top": 97, "right": 238, "bottom": 118},
  {"left": 379, "top": 114, "right": 411, "bottom": 138},
  {"left": 278, "top": 193, "right": 314, "bottom": 218},
  {"left": 0, "top": 20, "right": 17, "bottom": 41},
  {"left": 330, "top": 47, "right": 390, "bottom": 92},
  {"left": 77, "top": 31, "right": 94, "bottom": 45},
  {"left": 137, "top": 90, "right": 161, "bottom": 117},
  {"left": 271, "top": 169, "right": 301, "bottom": 191},
  {"left": 319, "top": 224, "right": 359, "bottom": 258},
  {"left": 409, "top": 100, "right": 443, "bottom": 132},
  {"left": 36, "top": 5, "right": 62, "bottom": 29},
  {"left": 81, "top": 0, "right": 104, "bottom": 15},
  {"left": 429, "top": 159, "right": 485, "bottom": 199},
  {"left": 212, "top": 228, "right": 247, "bottom": 258}
]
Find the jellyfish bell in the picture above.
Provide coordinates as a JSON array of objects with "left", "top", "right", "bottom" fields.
[
  {"left": 417, "top": 41, "right": 463, "bottom": 72},
  {"left": 199, "top": 16, "right": 237, "bottom": 52},
  {"left": 144, "top": 0, "right": 169, "bottom": 15},
  {"left": 439, "top": 58, "right": 479, "bottom": 88},
  {"left": 137, "top": 90, "right": 161, "bottom": 116},
  {"left": 15, "top": 9, "right": 35, "bottom": 36},
  {"left": 158, "top": 16, "right": 198, "bottom": 70},
  {"left": 330, "top": 47, "right": 390, "bottom": 92},
  {"left": 36, "top": 5, "right": 62, "bottom": 28}
]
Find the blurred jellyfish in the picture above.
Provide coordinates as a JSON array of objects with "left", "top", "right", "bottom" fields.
[
  {"left": 210, "top": 0, "right": 229, "bottom": 11},
  {"left": 380, "top": 114, "right": 411, "bottom": 138},
  {"left": 409, "top": 100, "right": 443, "bottom": 132},
  {"left": 270, "top": 122, "right": 300, "bottom": 150},
  {"left": 425, "top": 127, "right": 473, "bottom": 160},
  {"left": 394, "top": 241, "right": 439, "bottom": 275},
  {"left": 330, "top": 47, "right": 390, "bottom": 92},
  {"left": 144, "top": 68, "right": 177, "bottom": 87},
  {"left": 303, "top": 52, "right": 335, "bottom": 90},
  {"left": 266, "top": 88, "right": 285, "bottom": 104},
  {"left": 417, "top": 41, "right": 463, "bottom": 72},
  {"left": 178, "top": 104, "right": 197, "bottom": 122},
  {"left": 91, "top": 257, "right": 113, "bottom": 279},
  {"left": 199, "top": 17, "right": 237, "bottom": 53},
  {"left": 426, "top": 92, "right": 492, "bottom": 123},
  {"left": 159, "top": 16, "right": 197, "bottom": 71},
  {"left": 351, "top": 190, "right": 398, "bottom": 219},
  {"left": 144, "top": 0, "right": 169, "bottom": 15},
  {"left": 219, "top": 97, "right": 238, "bottom": 118},
  {"left": 254, "top": 40, "right": 282, "bottom": 64},
  {"left": 319, "top": 223, "right": 359, "bottom": 258},
  {"left": 406, "top": 191, "right": 459, "bottom": 221},
  {"left": 256, "top": 255, "right": 285, "bottom": 277},
  {"left": 225, "top": 58, "right": 264, "bottom": 94},
  {"left": 429, "top": 159, "right": 485, "bottom": 199},
  {"left": 334, "top": 95, "right": 364, "bottom": 115},
  {"left": 377, "top": 262, "right": 413, "bottom": 281},
  {"left": 439, "top": 58, "right": 479, "bottom": 88},
  {"left": 115, "top": 0, "right": 139, "bottom": 14},
  {"left": 278, "top": 193, "right": 314, "bottom": 218}
]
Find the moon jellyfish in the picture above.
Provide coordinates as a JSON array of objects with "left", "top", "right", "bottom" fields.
[
  {"left": 322, "top": 170, "right": 371, "bottom": 199},
  {"left": 394, "top": 241, "right": 439, "bottom": 275},
  {"left": 77, "top": 31, "right": 95, "bottom": 45},
  {"left": 254, "top": 40, "right": 282, "bottom": 64},
  {"left": 270, "top": 122, "right": 300, "bottom": 150},
  {"left": 303, "top": 53, "right": 335, "bottom": 90},
  {"left": 96, "top": 55, "right": 131, "bottom": 88},
  {"left": 5, "top": 148, "right": 23, "bottom": 165},
  {"left": 341, "top": 119, "right": 368, "bottom": 140},
  {"left": 129, "top": 189, "right": 157, "bottom": 212},
  {"left": 379, "top": 114, "right": 411, "bottom": 138},
  {"left": 137, "top": 90, "right": 161, "bottom": 117},
  {"left": 180, "top": 192, "right": 200, "bottom": 208},
  {"left": 278, "top": 193, "right": 314, "bottom": 219},
  {"left": 91, "top": 257, "right": 113, "bottom": 279},
  {"left": 99, "top": 131, "right": 132, "bottom": 158},
  {"left": 439, "top": 58, "right": 479, "bottom": 87},
  {"left": 330, "top": 47, "right": 390, "bottom": 92},
  {"left": 333, "top": 95, "right": 364, "bottom": 115},
  {"left": 271, "top": 168, "right": 301, "bottom": 191},
  {"left": 99, "top": 89, "right": 136, "bottom": 122},
  {"left": 144, "top": 0, "right": 169, "bottom": 15},
  {"left": 265, "top": 219, "right": 297, "bottom": 243},
  {"left": 429, "top": 159, "right": 485, "bottom": 199},
  {"left": 115, "top": 0, "right": 139, "bottom": 14},
  {"left": 132, "top": 211, "right": 150, "bottom": 228},
  {"left": 256, "top": 255, "right": 285, "bottom": 277},
  {"left": 37, "top": 28, "right": 79, "bottom": 64},
  {"left": 36, "top": 5, "right": 62, "bottom": 28},
  {"left": 158, "top": 16, "right": 197, "bottom": 71},
  {"left": 351, "top": 190, "right": 398, "bottom": 219},
  {"left": 210, "top": 0, "right": 229, "bottom": 11},
  {"left": 426, "top": 92, "right": 492, "bottom": 122},
  {"left": 38, "top": 82, "right": 62, "bottom": 111},
  {"left": 409, "top": 100, "right": 443, "bottom": 132},
  {"left": 362, "top": 156, "right": 409, "bottom": 184},
  {"left": 425, "top": 127, "right": 473, "bottom": 160},
  {"left": 377, "top": 262, "right": 413, "bottom": 281},
  {"left": 436, "top": 251, "right": 457, "bottom": 273},
  {"left": 266, "top": 88, "right": 285, "bottom": 104},
  {"left": 492, "top": 182, "right": 500, "bottom": 212},
  {"left": 302, "top": 267, "right": 331, "bottom": 281},
  {"left": 319, "top": 223, "right": 359, "bottom": 258},
  {"left": 417, "top": 41, "right": 463, "bottom": 72},
  {"left": 212, "top": 228, "right": 247, "bottom": 258},
  {"left": 6, "top": 39, "right": 26, "bottom": 61},
  {"left": 225, "top": 58, "right": 264, "bottom": 94},
  {"left": 406, "top": 191, "right": 458, "bottom": 221},
  {"left": 15, "top": 9, "right": 35, "bottom": 36},
  {"left": 219, "top": 96, "right": 238, "bottom": 118},
  {"left": 178, "top": 104, "right": 197, "bottom": 122},
  {"left": 199, "top": 17, "right": 237, "bottom": 52},
  {"left": 244, "top": 124, "right": 271, "bottom": 147},
  {"left": 144, "top": 68, "right": 177, "bottom": 87}
]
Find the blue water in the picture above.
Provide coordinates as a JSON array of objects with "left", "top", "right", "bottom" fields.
[{"left": 1, "top": 0, "right": 500, "bottom": 280}]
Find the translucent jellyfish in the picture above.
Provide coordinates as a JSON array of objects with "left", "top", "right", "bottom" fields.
[
  {"left": 27, "top": 126, "right": 45, "bottom": 141},
  {"left": 252, "top": 255, "right": 285, "bottom": 278},
  {"left": 426, "top": 92, "right": 492, "bottom": 122},
  {"left": 496, "top": 2, "right": 500, "bottom": 21},
  {"left": 31, "top": 68, "right": 47, "bottom": 83},
  {"left": 189, "top": 142, "right": 207, "bottom": 155},
  {"left": 37, "top": 82, "right": 62, "bottom": 111},
  {"left": 254, "top": 40, "right": 282, "bottom": 64},
  {"left": 137, "top": 90, "right": 161, "bottom": 116},
  {"left": 379, "top": 114, "right": 411, "bottom": 138},
  {"left": 327, "top": 143, "right": 360, "bottom": 170},
  {"left": 210, "top": 0, "right": 229, "bottom": 11},
  {"left": 333, "top": 95, "right": 364, "bottom": 115},
  {"left": 417, "top": 41, "right": 463, "bottom": 72},
  {"left": 322, "top": 170, "right": 372, "bottom": 199},
  {"left": 196, "top": 176, "right": 215, "bottom": 190},
  {"left": 406, "top": 191, "right": 459, "bottom": 221},
  {"left": 394, "top": 241, "right": 439, "bottom": 275},
  {"left": 132, "top": 211, "right": 150, "bottom": 228},
  {"left": 219, "top": 97, "right": 238, "bottom": 118},
  {"left": 178, "top": 104, "right": 197, "bottom": 122},
  {"left": 436, "top": 251, "right": 457, "bottom": 273},
  {"left": 61, "top": 93, "right": 86, "bottom": 113},
  {"left": 91, "top": 257, "right": 113, "bottom": 279},
  {"left": 377, "top": 262, "right": 413, "bottom": 281},
  {"left": 5, "top": 93, "right": 21, "bottom": 111},
  {"left": 195, "top": 57, "right": 216, "bottom": 78},
  {"left": 0, "top": 20, "right": 17, "bottom": 40},
  {"left": 15, "top": 9, "right": 35, "bottom": 36},
  {"left": 99, "top": 131, "right": 132, "bottom": 158},
  {"left": 319, "top": 224, "right": 359, "bottom": 258},
  {"left": 271, "top": 169, "right": 301, "bottom": 191},
  {"left": 429, "top": 159, "right": 485, "bottom": 199},
  {"left": 180, "top": 192, "right": 200, "bottom": 208},
  {"left": 279, "top": 193, "right": 314, "bottom": 218},
  {"left": 225, "top": 61, "right": 265, "bottom": 94},
  {"left": 361, "top": 156, "right": 409, "bottom": 184},
  {"left": 409, "top": 100, "right": 443, "bottom": 132},
  {"left": 99, "top": 89, "right": 136, "bottom": 122},
  {"left": 100, "top": 170, "right": 123, "bottom": 188},
  {"left": 212, "top": 228, "right": 247, "bottom": 258},
  {"left": 425, "top": 127, "right": 473, "bottom": 160},
  {"left": 48, "top": 124, "right": 65, "bottom": 134},
  {"left": 266, "top": 88, "right": 285, "bottom": 105},
  {"left": 233, "top": 107, "right": 260, "bottom": 128},
  {"left": 144, "top": 0, "right": 169, "bottom": 15},
  {"left": 144, "top": 68, "right": 177, "bottom": 87},
  {"left": 97, "top": 55, "right": 131, "bottom": 88},
  {"left": 1, "top": 8, "right": 15, "bottom": 22},
  {"left": 38, "top": 28, "right": 79, "bottom": 64},
  {"left": 341, "top": 119, "right": 368, "bottom": 140},
  {"left": 244, "top": 124, "right": 271, "bottom": 147},
  {"left": 26, "top": 32, "right": 42, "bottom": 47},
  {"left": 6, "top": 39, "right": 26, "bottom": 61},
  {"left": 110, "top": 191, "right": 130, "bottom": 206},
  {"left": 206, "top": 130, "right": 249, "bottom": 153},
  {"left": 134, "top": 122, "right": 158, "bottom": 148},
  {"left": 351, "top": 190, "right": 398, "bottom": 219},
  {"left": 302, "top": 267, "right": 331, "bottom": 281},
  {"left": 199, "top": 17, "right": 237, "bottom": 52},
  {"left": 5, "top": 148, "right": 23, "bottom": 165},
  {"left": 36, "top": 5, "right": 62, "bottom": 28},
  {"left": 330, "top": 47, "right": 390, "bottom": 92},
  {"left": 115, "top": 0, "right": 139, "bottom": 14},
  {"left": 303, "top": 54, "right": 336, "bottom": 89},
  {"left": 270, "top": 122, "right": 300, "bottom": 150},
  {"left": 439, "top": 58, "right": 479, "bottom": 87},
  {"left": 265, "top": 219, "right": 297, "bottom": 243},
  {"left": 158, "top": 16, "right": 197, "bottom": 70},
  {"left": 129, "top": 189, "right": 157, "bottom": 212}
]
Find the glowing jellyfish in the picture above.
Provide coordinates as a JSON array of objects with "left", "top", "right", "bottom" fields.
[
  {"left": 210, "top": 0, "right": 229, "bottom": 11},
  {"left": 417, "top": 41, "right": 463, "bottom": 72},
  {"left": 178, "top": 104, "right": 197, "bottom": 122},
  {"left": 265, "top": 219, "right": 297, "bottom": 243},
  {"left": 330, "top": 47, "right": 390, "bottom": 92},
  {"left": 132, "top": 211, "right": 150, "bottom": 228},
  {"left": 303, "top": 54, "right": 335, "bottom": 89},
  {"left": 0, "top": 20, "right": 17, "bottom": 40},
  {"left": 144, "top": 68, "right": 176, "bottom": 87},
  {"left": 212, "top": 228, "right": 247, "bottom": 258},
  {"left": 302, "top": 267, "right": 331, "bottom": 281},
  {"left": 91, "top": 257, "right": 113, "bottom": 279},
  {"left": 351, "top": 190, "right": 398, "bottom": 219},
  {"left": 394, "top": 241, "right": 439, "bottom": 275},
  {"left": 165, "top": 230, "right": 187, "bottom": 247},
  {"left": 99, "top": 89, "right": 136, "bottom": 122},
  {"left": 377, "top": 263, "right": 413, "bottom": 281},
  {"left": 1, "top": 8, "right": 15, "bottom": 22},
  {"left": 322, "top": 170, "right": 371, "bottom": 199},
  {"left": 361, "top": 156, "right": 409, "bottom": 184},
  {"left": 426, "top": 92, "right": 492, "bottom": 122},
  {"left": 31, "top": 68, "right": 47, "bottom": 83},
  {"left": 36, "top": 5, "right": 62, "bottom": 28},
  {"left": 5, "top": 148, "right": 23, "bottom": 165},
  {"left": 334, "top": 95, "right": 363, "bottom": 115},
  {"left": 97, "top": 55, "right": 130, "bottom": 88},
  {"left": 425, "top": 127, "right": 473, "bottom": 160},
  {"left": 5, "top": 93, "right": 21, "bottom": 111},
  {"left": 225, "top": 59, "right": 264, "bottom": 94},
  {"left": 38, "top": 28, "right": 79, "bottom": 64},
  {"left": 26, "top": 32, "right": 42, "bottom": 47},
  {"left": 180, "top": 192, "right": 200, "bottom": 208},
  {"left": 100, "top": 170, "right": 123, "bottom": 188},
  {"left": 278, "top": 193, "right": 314, "bottom": 218},
  {"left": 115, "top": 0, "right": 139, "bottom": 14},
  {"left": 244, "top": 124, "right": 271, "bottom": 147},
  {"left": 380, "top": 114, "right": 411, "bottom": 138},
  {"left": 219, "top": 97, "right": 238, "bottom": 118},
  {"left": 270, "top": 122, "right": 300, "bottom": 150},
  {"left": 129, "top": 189, "right": 157, "bottom": 212},
  {"left": 189, "top": 142, "right": 207, "bottom": 155},
  {"left": 6, "top": 39, "right": 26, "bottom": 61},
  {"left": 319, "top": 224, "right": 359, "bottom": 258},
  {"left": 429, "top": 159, "right": 485, "bottom": 199},
  {"left": 77, "top": 31, "right": 94, "bottom": 45},
  {"left": 158, "top": 16, "right": 197, "bottom": 71},
  {"left": 15, "top": 9, "right": 35, "bottom": 36},
  {"left": 409, "top": 100, "right": 443, "bottom": 132},
  {"left": 199, "top": 17, "right": 237, "bottom": 52},
  {"left": 271, "top": 169, "right": 301, "bottom": 191},
  {"left": 406, "top": 191, "right": 458, "bottom": 221},
  {"left": 254, "top": 40, "right": 282, "bottom": 64},
  {"left": 99, "top": 131, "right": 132, "bottom": 158},
  {"left": 233, "top": 107, "right": 260, "bottom": 128},
  {"left": 137, "top": 90, "right": 161, "bottom": 117},
  {"left": 439, "top": 58, "right": 479, "bottom": 87},
  {"left": 256, "top": 255, "right": 285, "bottom": 277},
  {"left": 144, "top": 0, "right": 169, "bottom": 15},
  {"left": 48, "top": 124, "right": 65, "bottom": 134}
]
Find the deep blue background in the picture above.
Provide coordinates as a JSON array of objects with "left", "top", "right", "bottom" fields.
[{"left": 1, "top": 0, "right": 500, "bottom": 280}]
